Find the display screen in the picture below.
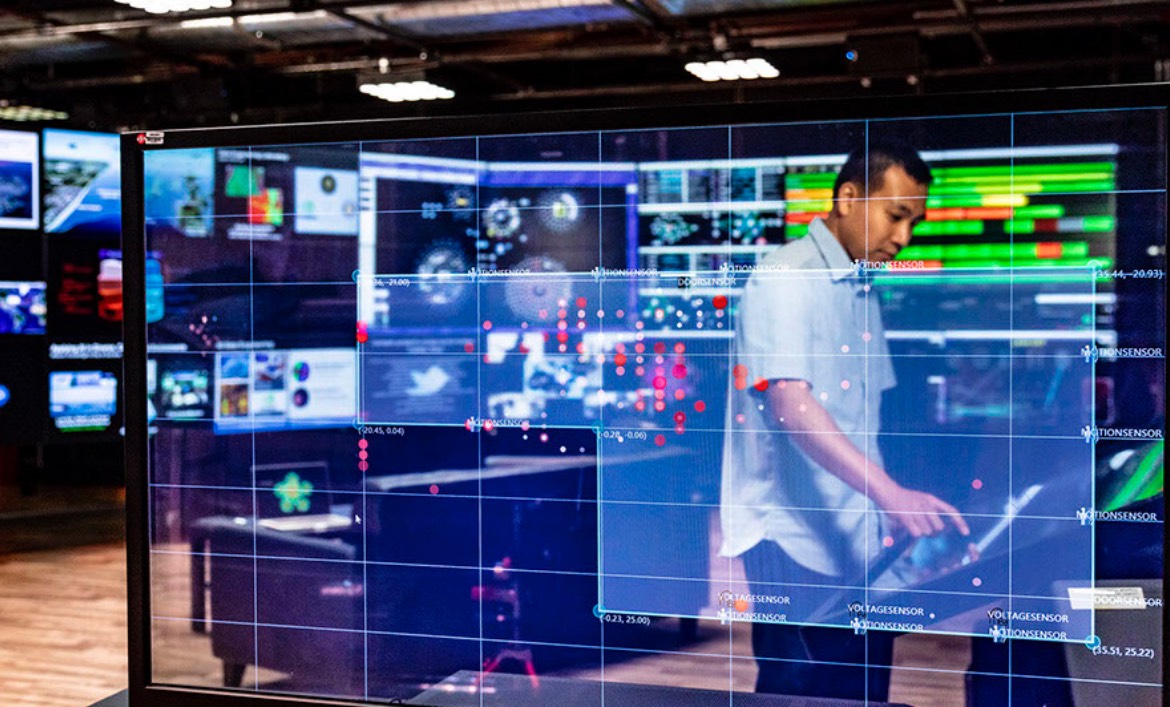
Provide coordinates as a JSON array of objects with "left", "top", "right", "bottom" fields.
[
  {"left": 209, "top": 348, "right": 357, "bottom": 433},
  {"left": 213, "top": 145, "right": 360, "bottom": 242},
  {"left": 48, "top": 243, "right": 164, "bottom": 340},
  {"left": 143, "top": 147, "right": 215, "bottom": 238},
  {"left": 0, "top": 129, "right": 39, "bottom": 231},
  {"left": 134, "top": 95, "right": 1166, "bottom": 706},
  {"left": 43, "top": 128, "right": 121, "bottom": 236},
  {"left": 3, "top": 124, "right": 48, "bottom": 442},
  {"left": 0, "top": 280, "right": 47, "bottom": 335},
  {"left": 49, "top": 368, "right": 118, "bottom": 433}
]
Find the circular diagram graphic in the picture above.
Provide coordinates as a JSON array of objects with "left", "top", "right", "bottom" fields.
[
  {"left": 504, "top": 255, "right": 571, "bottom": 322},
  {"left": 416, "top": 242, "right": 471, "bottom": 306},
  {"left": 537, "top": 191, "right": 581, "bottom": 232},
  {"left": 484, "top": 198, "right": 522, "bottom": 239}
]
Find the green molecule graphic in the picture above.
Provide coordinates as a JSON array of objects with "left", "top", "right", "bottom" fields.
[{"left": 273, "top": 472, "right": 314, "bottom": 514}]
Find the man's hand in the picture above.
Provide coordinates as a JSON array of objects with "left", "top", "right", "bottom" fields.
[
  {"left": 872, "top": 483, "right": 970, "bottom": 538},
  {"left": 766, "top": 382, "right": 971, "bottom": 540}
]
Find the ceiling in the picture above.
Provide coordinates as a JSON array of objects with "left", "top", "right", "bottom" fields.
[{"left": 1, "top": 0, "right": 1168, "bottom": 130}]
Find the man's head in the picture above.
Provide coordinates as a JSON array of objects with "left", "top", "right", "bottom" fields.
[{"left": 826, "top": 142, "right": 933, "bottom": 263}]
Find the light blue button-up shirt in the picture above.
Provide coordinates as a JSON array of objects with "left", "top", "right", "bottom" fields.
[{"left": 720, "top": 217, "right": 896, "bottom": 578}]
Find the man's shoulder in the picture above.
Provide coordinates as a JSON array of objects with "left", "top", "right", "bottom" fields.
[
  {"left": 744, "top": 238, "right": 828, "bottom": 296},
  {"left": 759, "top": 236, "right": 820, "bottom": 270}
]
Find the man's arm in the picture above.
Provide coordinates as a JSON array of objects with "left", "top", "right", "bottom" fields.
[{"left": 765, "top": 380, "right": 969, "bottom": 539}]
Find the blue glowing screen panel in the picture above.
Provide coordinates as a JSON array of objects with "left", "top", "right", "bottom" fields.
[
  {"left": 0, "top": 128, "right": 39, "bottom": 231},
  {"left": 43, "top": 128, "right": 121, "bottom": 236},
  {"left": 0, "top": 280, "right": 47, "bottom": 335},
  {"left": 138, "top": 103, "right": 1166, "bottom": 706},
  {"left": 49, "top": 368, "right": 118, "bottom": 434}
]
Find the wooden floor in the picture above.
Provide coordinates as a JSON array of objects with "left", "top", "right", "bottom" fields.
[
  {"left": 0, "top": 543, "right": 128, "bottom": 706},
  {"left": 0, "top": 537, "right": 971, "bottom": 706}
]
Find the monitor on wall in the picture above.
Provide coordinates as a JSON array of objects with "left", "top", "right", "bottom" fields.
[
  {"left": 0, "top": 128, "right": 39, "bottom": 231},
  {"left": 43, "top": 128, "right": 121, "bottom": 237},
  {"left": 121, "top": 85, "right": 1167, "bottom": 707}
]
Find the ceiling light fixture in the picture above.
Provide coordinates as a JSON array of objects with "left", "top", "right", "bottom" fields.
[
  {"left": 684, "top": 58, "right": 779, "bottom": 82},
  {"left": 359, "top": 81, "right": 455, "bottom": 103},
  {"left": 178, "top": 16, "right": 234, "bottom": 28},
  {"left": 238, "top": 11, "right": 328, "bottom": 25},
  {"left": 0, "top": 104, "right": 69, "bottom": 122},
  {"left": 113, "top": 0, "right": 232, "bottom": 15},
  {"left": 370, "top": 0, "right": 610, "bottom": 22}
]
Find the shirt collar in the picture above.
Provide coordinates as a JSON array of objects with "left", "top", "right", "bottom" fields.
[{"left": 808, "top": 217, "right": 858, "bottom": 283}]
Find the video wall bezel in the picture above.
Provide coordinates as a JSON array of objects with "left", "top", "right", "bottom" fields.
[{"left": 121, "top": 83, "right": 1170, "bottom": 707}]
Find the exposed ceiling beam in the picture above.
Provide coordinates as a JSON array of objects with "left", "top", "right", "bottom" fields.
[
  {"left": 323, "top": 7, "right": 426, "bottom": 53},
  {"left": 487, "top": 51, "right": 1160, "bottom": 102},
  {"left": 0, "top": 5, "right": 237, "bottom": 73},
  {"left": 610, "top": 0, "right": 674, "bottom": 37},
  {"left": 914, "top": 0, "right": 1168, "bottom": 20},
  {"left": 950, "top": 0, "right": 994, "bottom": 66},
  {"left": 0, "top": 0, "right": 1164, "bottom": 129},
  {"left": 739, "top": 1, "right": 1166, "bottom": 42},
  {"left": 310, "top": 5, "right": 530, "bottom": 93}
]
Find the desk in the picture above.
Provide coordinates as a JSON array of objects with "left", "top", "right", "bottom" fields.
[
  {"left": 185, "top": 449, "right": 703, "bottom": 691},
  {"left": 87, "top": 691, "right": 126, "bottom": 707},
  {"left": 368, "top": 455, "right": 592, "bottom": 488},
  {"left": 188, "top": 515, "right": 357, "bottom": 635},
  {"left": 365, "top": 450, "right": 704, "bottom": 656}
]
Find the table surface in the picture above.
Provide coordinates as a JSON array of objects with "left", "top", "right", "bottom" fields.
[{"left": 88, "top": 691, "right": 127, "bottom": 707}]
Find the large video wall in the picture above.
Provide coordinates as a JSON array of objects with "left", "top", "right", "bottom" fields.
[
  {"left": 0, "top": 128, "right": 127, "bottom": 444},
  {"left": 128, "top": 94, "right": 1165, "bottom": 706},
  {"left": 0, "top": 127, "right": 48, "bottom": 444}
]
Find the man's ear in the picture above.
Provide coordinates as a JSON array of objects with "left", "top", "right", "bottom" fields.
[{"left": 835, "top": 181, "right": 861, "bottom": 217}]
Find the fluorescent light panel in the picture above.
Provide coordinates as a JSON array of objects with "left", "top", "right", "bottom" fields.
[
  {"left": 239, "top": 10, "right": 328, "bottom": 25},
  {"left": 373, "top": 0, "right": 610, "bottom": 21},
  {"left": 360, "top": 81, "right": 455, "bottom": 102},
  {"left": 114, "top": 0, "right": 232, "bottom": 14},
  {"left": 0, "top": 105, "right": 69, "bottom": 121},
  {"left": 179, "top": 16, "right": 234, "bottom": 28},
  {"left": 685, "top": 58, "right": 779, "bottom": 82}
]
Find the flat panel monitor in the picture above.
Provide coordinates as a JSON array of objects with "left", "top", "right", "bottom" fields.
[
  {"left": 0, "top": 128, "right": 39, "bottom": 231},
  {"left": 0, "top": 280, "right": 47, "bottom": 335},
  {"left": 122, "top": 86, "right": 1167, "bottom": 707},
  {"left": 43, "top": 128, "right": 121, "bottom": 236},
  {"left": 49, "top": 367, "right": 119, "bottom": 435}
]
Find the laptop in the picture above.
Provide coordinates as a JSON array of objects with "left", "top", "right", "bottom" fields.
[{"left": 253, "top": 461, "right": 353, "bottom": 533}]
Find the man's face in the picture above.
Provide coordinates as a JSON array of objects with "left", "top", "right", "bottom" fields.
[{"left": 835, "top": 165, "right": 928, "bottom": 263}]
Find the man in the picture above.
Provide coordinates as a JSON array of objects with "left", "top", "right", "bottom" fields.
[{"left": 720, "top": 142, "right": 970, "bottom": 700}]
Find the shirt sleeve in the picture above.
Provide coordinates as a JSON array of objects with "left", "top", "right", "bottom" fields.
[
  {"left": 877, "top": 337, "right": 897, "bottom": 392},
  {"left": 736, "top": 270, "right": 818, "bottom": 387}
]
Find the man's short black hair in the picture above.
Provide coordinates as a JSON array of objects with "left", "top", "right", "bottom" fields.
[{"left": 831, "top": 141, "right": 933, "bottom": 200}]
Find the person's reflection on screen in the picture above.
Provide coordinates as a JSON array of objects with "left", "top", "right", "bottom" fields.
[{"left": 720, "top": 143, "right": 970, "bottom": 700}]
